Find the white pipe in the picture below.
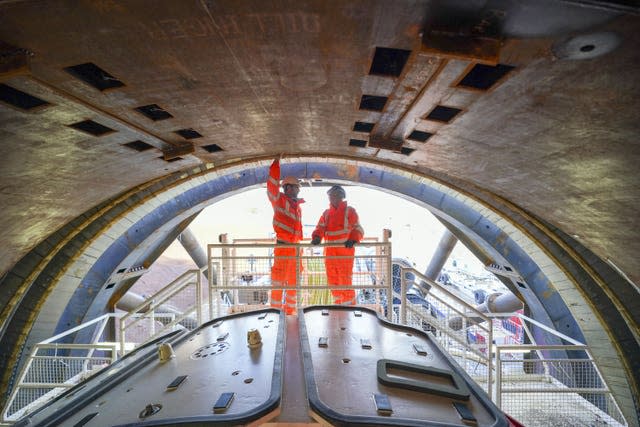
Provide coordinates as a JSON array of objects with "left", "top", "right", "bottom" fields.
[{"left": 449, "top": 292, "right": 523, "bottom": 330}]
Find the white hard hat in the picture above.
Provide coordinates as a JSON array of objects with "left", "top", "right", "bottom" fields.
[{"left": 281, "top": 176, "right": 300, "bottom": 187}]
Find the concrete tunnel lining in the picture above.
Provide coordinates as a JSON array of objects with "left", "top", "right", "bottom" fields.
[{"left": 1, "top": 156, "right": 637, "bottom": 424}]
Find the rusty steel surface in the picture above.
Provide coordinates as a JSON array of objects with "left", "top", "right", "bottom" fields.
[{"left": 0, "top": 1, "right": 638, "bottom": 292}]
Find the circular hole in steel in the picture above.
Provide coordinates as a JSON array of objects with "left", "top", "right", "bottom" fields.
[
  {"left": 342, "top": 358, "right": 351, "bottom": 364},
  {"left": 340, "top": 327, "right": 346, "bottom": 331},
  {"left": 96, "top": 400, "right": 106, "bottom": 407},
  {"left": 269, "top": 319, "right": 274, "bottom": 323},
  {"left": 244, "top": 378, "right": 254, "bottom": 384},
  {"left": 232, "top": 370, "right": 241, "bottom": 376},
  {"left": 406, "top": 333, "right": 413, "bottom": 337},
  {"left": 126, "top": 388, "right": 133, "bottom": 393},
  {"left": 580, "top": 44, "right": 595, "bottom": 52},
  {"left": 264, "top": 325, "right": 269, "bottom": 328}
]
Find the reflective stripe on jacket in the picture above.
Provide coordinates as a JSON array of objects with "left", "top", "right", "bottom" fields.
[
  {"left": 268, "top": 159, "right": 304, "bottom": 242},
  {"left": 312, "top": 200, "right": 364, "bottom": 243}
]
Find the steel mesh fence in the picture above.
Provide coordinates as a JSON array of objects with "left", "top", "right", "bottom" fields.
[
  {"left": 118, "top": 269, "right": 202, "bottom": 354},
  {"left": 4, "top": 339, "right": 115, "bottom": 421},
  {"left": 497, "top": 349, "right": 627, "bottom": 426},
  {"left": 207, "top": 242, "right": 391, "bottom": 318},
  {"left": 391, "top": 265, "right": 493, "bottom": 393}
]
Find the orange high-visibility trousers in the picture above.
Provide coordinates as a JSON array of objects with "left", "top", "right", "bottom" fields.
[
  {"left": 324, "top": 246, "right": 356, "bottom": 305},
  {"left": 270, "top": 246, "right": 300, "bottom": 314}
]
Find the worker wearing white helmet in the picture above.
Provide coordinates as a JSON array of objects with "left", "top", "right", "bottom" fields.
[
  {"left": 311, "top": 185, "right": 364, "bottom": 305},
  {"left": 267, "top": 155, "right": 304, "bottom": 315}
]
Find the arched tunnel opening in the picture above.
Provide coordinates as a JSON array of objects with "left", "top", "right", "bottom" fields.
[{"left": 0, "top": 156, "right": 638, "bottom": 423}]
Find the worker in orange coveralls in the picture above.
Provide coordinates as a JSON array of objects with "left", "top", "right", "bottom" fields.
[
  {"left": 267, "top": 155, "right": 304, "bottom": 314},
  {"left": 311, "top": 185, "right": 364, "bottom": 305}
]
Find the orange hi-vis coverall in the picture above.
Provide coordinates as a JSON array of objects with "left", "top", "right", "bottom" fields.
[
  {"left": 267, "top": 159, "right": 304, "bottom": 315},
  {"left": 312, "top": 201, "right": 364, "bottom": 305}
]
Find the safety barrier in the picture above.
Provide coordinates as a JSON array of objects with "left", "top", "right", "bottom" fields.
[
  {"left": 4, "top": 239, "right": 628, "bottom": 427},
  {"left": 118, "top": 268, "right": 203, "bottom": 356},
  {"left": 207, "top": 239, "right": 392, "bottom": 320},
  {"left": 2, "top": 314, "right": 117, "bottom": 422},
  {"left": 493, "top": 315, "right": 628, "bottom": 427},
  {"left": 394, "top": 267, "right": 627, "bottom": 426},
  {"left": 395, "top": 266, "right": 494, "bottom": 395}
]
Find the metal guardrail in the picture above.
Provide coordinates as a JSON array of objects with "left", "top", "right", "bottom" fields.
[
  {"left": 491, "top": 313, "right": 628, "bottom": 427},
  {"left": 2, "top": 314, "right": 117, "bottom": 423},
  {"left": 118, "top": 268, "right": 202, "bottom": 356},
  {"left": 207, "top": 240, "right": 393, "bottom": 320},
  {"left": 496, "top": 344, "right": 627, "bottom": 426},
  {"left": 394, "top": 267, "right": 626, "bottom": 426},
  {"left": 396, "top": 266, "right": 494, "bottom": 396},
  {"left": 4, "top": 239, "right": 628, "bottom": 427}
]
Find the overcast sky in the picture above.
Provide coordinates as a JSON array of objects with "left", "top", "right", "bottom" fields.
[{"left": 162, "top": 185, "right": 488, "bottom": 275}]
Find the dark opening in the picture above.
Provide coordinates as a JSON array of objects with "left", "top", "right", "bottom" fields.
[
  {"left": 175, "top": 128, "right": 203, "bottom": 139},
  {"left": 359, "top": 95, "right": 388, "bottom": 112},
  {"left": 407, "top": 130, "right": 433, "bottom": 142},
  {"left": 0, "top": 84, "right": 49, "bottom": 110},
  {"left": 349, "top": 139, "right": 367, "bottom": 148},
  {"left": 516, "top": 281, "right": 527, "bottom": 289},
  {"left": 369, "top": 47, "right": 412, "bottom": 77},
  {"left": 425, "top": 106, "right": 461, "bottom": 123},
  {"left": 400, "top": 147, "right": 415, "bottom": 155},
  {"left": 458, "top": 64, "right": 515, "bottom": 90},
  {"left": 580, "top": 44, "right": 595, "bottom": 52},
  {"left": 105, "top": 283, "right": 116, "bottom": 289},
  {"left": 123, "top": 140, "right": 154, "bottom": 152},
  {"left": 504, "top": 266, "right": 513, "bottom": 272},
  {"left": 202, "top": 143, "right": 223, "bottom": 153},
  {"left": 64, "top": 63, "right": 125, "bottom": 91},
  {"left": 117, "top": 268, "right": 126, "bottom": 274},
  {"left": 69, "top": 120, "right": 115, "bottom": 136},
  {"left": 353, "top": 121, "right": 375, "bottom": 133},
  {"left": 134, "top": 104, "right": 173, "bottom": 121}
]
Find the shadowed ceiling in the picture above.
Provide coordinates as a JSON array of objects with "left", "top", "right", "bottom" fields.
[{"left": 1, "top": 0, "right": 638, "bottom": 287}]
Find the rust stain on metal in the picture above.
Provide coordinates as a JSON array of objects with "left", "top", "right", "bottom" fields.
[
  {"left": 336, "top": 164, "right": 359, "bottom": 181},
  {"left": 421, "top": 31, "right": 500, "bottom": 65},
  {"left": 369, "top": 136, "right": 403, "bottom": 151}
]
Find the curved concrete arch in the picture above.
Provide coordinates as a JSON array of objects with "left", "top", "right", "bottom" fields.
[{"left": 1, "top": 156, "right": 637, "bottom": 423}]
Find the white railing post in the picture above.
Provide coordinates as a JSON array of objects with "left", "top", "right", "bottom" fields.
[
  {"left": 488, "top": 317, "right": 493, "bottom": 398},
  {"left": 296, "top": 245, "right": 302, "bottom": 311},
  {"left": 495, "top": 346, "right": 502, "bottom": 408},
  {"left": 208, "top": 244, "right": 214, "bottom": 320},
  {"left": 196, "top": 269, "right": 203, "bottom": 325},
  {"left": 119, "top": 317, "right": 126, "bottom": 358},
  {"left": 384, "top": 243, "right": 393, "bottom": 321},
  {"left": 400, "top": 268, "right": 407, "bottom": 325}
]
